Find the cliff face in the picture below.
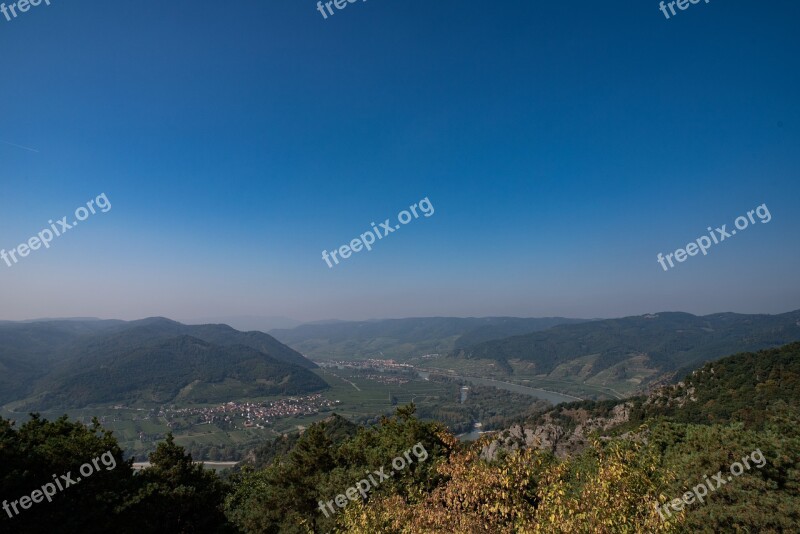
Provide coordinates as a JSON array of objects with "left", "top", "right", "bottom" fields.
[{"left": 481, "top": 402, "right": 634, "bottom": 460}]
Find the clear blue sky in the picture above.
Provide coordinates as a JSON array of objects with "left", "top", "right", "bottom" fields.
[{"left": 1, "top": 0, "right": 798, "bottom": 322}]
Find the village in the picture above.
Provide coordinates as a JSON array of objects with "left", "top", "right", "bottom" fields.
[{"left": 158, "top": 394, "right": 340, "bottom": 430}]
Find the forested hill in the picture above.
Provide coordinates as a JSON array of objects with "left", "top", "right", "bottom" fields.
[
  {"left": 456, "top": 310, "right": 800, "bottom": 389},
  {"left": 640, "top": 341, "right": 800, "bottom": 427},
  {"left": 81, "top": 317, "right": 317, "bottom": 370},
  {"left": 28, "top": 335, "right": 328, "bottom": 409},
  {"left": 269, "top": 316, "right": 588, "bottom": 359},
  {"left": 0, "top": 317, "right": 321, "bottom": 406},
  {"left": 491, "top": 342, "right": 800, "bottom": 460}
]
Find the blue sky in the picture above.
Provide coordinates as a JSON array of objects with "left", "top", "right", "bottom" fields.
[{"left": 1, "top": 0, "right": 798, "bottom": 322}]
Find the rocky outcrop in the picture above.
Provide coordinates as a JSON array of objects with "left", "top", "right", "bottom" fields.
[{"left": 481, "top": 402, "right": 633, "bottom": 460}]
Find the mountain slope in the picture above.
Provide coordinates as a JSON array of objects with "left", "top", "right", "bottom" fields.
[
  {"left": 488, "top": 341, "right": 800, "bottom": 459},
  {"left": 79, "top": 317, "right": 317, "bottom": 369},
  {"left": 457, "top": 310, "right": 800, "bottom": 391},
  {"left": 0, "top": 317, "right": 320, "bottom": 406},
  {"left": 640, "top": 340, "right": 800, "bottom": 426},
  {"left": 28, "top": 335, "right": 327, "bottom": 409},
  {"left": 0, "top": 319, "right": 123, "bottom": 360},
  {"left": 0, "top": 319, "right": 125, "bottom": 403},
  {"left": 269, "top": 316, "right": 588, "bottom": 360}
]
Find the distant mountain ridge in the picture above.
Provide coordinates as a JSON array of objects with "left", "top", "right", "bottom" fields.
[
  {"left": 269, "top": 316, "right": 589, "bottom": 360},
  {"left": 187, "top": 315, "right": 304, "bottom": 332},
  {"left": 0, "top": 317, "right": 323, "bottom": 408},
  {"left": 456, "top": 310, "right": 800, "bottom": 392}
]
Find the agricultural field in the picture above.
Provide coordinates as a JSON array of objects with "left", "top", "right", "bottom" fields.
[
  {"left": 1, "top": 365, "right": 560, "bottom": 462},
  {"left": 413, "top": 354, "right": 630, "bottom": 400},
  {"left": 0, "top": 369, "right": 460, "bottom": 461}
]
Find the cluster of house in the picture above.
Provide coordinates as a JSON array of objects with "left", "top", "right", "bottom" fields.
[{"left": 160, "top": 394, "right": 340, "bottom": 429}]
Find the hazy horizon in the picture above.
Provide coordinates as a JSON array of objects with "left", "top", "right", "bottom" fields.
[
  {"left": 3, "top": 0, "right": 798, "bottom": 326},
  {"left": 3, "top": 305, "right": 800, "bottom": 327}
]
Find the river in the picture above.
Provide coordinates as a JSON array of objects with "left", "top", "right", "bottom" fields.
[{"left": 419, "top": 370, "right": 581, "bottom": 405}]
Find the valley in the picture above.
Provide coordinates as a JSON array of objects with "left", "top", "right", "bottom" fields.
[
  {"left": 1, "top": 359, "right": 557, "bottom": 461},
  {"left": 4, "top": 311, "right": 800, "bottom": 462}
]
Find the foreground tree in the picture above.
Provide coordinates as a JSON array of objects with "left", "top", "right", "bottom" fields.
[
  {"left": 338, "top": 436, "right": 683, "bottom": 533},
  {"left": 124, "top": 434, "right": 234, "bottom": 533},
  {"left": 224, "top": 405, "right": 455, "bottom": 533},
  {"left": 0, "top": 414, "right": 132, "bottom": 533},
  {"left": 1, "top": 416, "right": 235, "bottom": 533}
]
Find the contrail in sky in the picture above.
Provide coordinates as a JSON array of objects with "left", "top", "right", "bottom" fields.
[{"left": 0, "top": 140, "right": 39, "bottom": 153}]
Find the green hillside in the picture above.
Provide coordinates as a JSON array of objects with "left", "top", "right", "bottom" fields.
[
  {"left": 270, "top": 316, "right": 588, "bottom": 360},
  {"left": 638, "top": 341, "right": 800, "bottom": 427},
  {"left": 457, "top": 310, "right": 800, "bottom": 391},
  {"left": 0, "top": 318, "right": 320, "bottom": 407},
  {"left": 26, "top": 336, "right": 327, "bottom": 409},
  {"left": 69, "top": 317, "right": 317, "bottom": 370}
]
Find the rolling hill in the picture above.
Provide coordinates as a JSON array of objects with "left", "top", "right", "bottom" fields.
[
  {"left": 27, "top": 335, "right": 327, "bottom": 409},
  {"left": 456, "top": 310, "right": 800, "bottom": 392},
  {"left": 76, "top": 317, "right": 318, "bottom": 370},
  {"left": 269, "top": 316, "right": 588, "bottom": 360},
  {"left": 0, "top": 317, "right": 323, "bottom": 407}
]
